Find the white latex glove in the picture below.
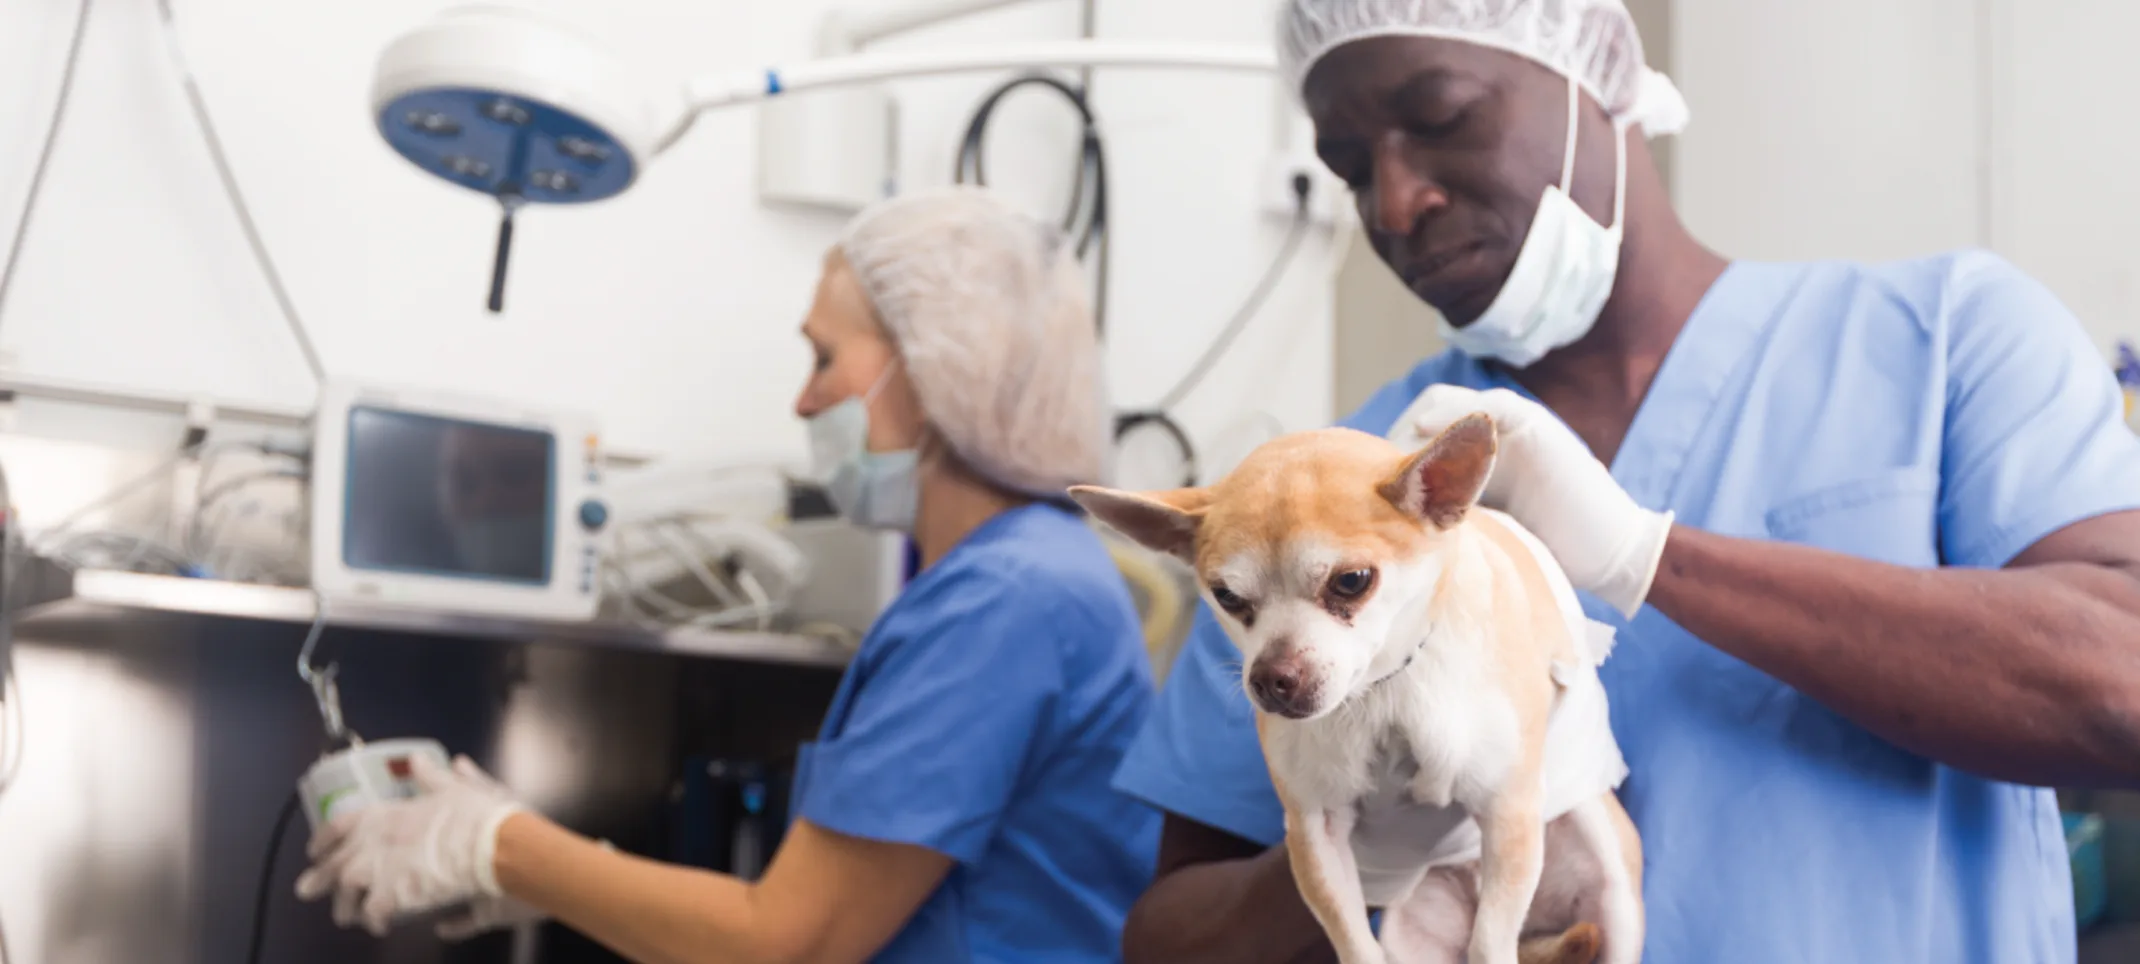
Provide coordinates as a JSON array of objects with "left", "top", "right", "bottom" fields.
[
  {"left": 294, "top": 753, "right": 526, "bottom": 938},
  {"left": 1390, "top": 385, "right": 1674, "bottom": 618}
]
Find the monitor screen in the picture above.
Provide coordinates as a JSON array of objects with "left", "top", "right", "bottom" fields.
[{"left": 341, "top": 406, "right": 556, "bottom": 584}]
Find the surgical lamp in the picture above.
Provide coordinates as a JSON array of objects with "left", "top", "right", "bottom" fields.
[{"left": 371, "top": 5, "right": 1276, "bottom": 312}]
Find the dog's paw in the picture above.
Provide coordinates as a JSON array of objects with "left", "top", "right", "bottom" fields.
[{"left": 1515, "top": 923, "right": 1602, "bottom": 964}]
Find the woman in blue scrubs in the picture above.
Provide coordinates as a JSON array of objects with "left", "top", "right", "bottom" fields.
[{"left": 296, "top": 187, "right": 1160, "bottom": 963}]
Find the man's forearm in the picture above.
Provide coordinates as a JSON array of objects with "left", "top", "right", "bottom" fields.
[
  {"left": 1123, "top": 846, "right": 1336, "bottom": 964},
  {"left": 1648, "top": 524, "right": 2140, "bottom": 787}
]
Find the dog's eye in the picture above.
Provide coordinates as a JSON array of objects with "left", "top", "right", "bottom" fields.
[
  {"left": 1210, "top": 584, "right": 1250, "bottom": 613},
  {"left": 1327, "top": 568, "right": 1377, "bottom": 599}
]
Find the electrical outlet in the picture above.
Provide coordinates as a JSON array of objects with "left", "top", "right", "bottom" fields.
[{"left": 1262, "top": 151, "right": 1349, "bottom": 226}]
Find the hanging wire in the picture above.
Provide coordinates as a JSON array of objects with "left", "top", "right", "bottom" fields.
[
  {"left": 154, "top": 0, "right": 327, "bottom": 387},
  {"left": 0, "top": 0, "right": 95, "bottom": 339}
]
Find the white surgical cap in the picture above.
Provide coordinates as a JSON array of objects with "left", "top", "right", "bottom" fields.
[
  {"left": 1277, "top": 0, "right": 1690, "bottom": 138},
  {"left": 838, "top": 186, "right": 1111, "bottom": 498}
]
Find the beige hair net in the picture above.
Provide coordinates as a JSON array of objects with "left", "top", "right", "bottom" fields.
[
  {"left": 838, "top": 186, "right": 1111, "bottom": 497},
  {"left": 1276, "top": 0, "right": 1690, "bottom": 137}
]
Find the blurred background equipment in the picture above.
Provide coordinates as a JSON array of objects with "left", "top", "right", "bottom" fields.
[
  {"left": 309, "top": 380, "right": 608, "bottom": 623},
  {"left": 367, "top": 3, "right": 1275, "bottom": 313}
]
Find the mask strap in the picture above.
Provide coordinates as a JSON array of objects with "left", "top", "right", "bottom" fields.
[
  {"left": 1561, "top": 72, "right": 1633, "bottom": 233},
  {"left": 859, "top": 360, "right": 899, "bottom": 406},
  {"left": 1557, "top": 72, "right": 1581, "bottom": 189},
  {"left": 1608, "top": 115, "right": 1630, "bottom": 231}
]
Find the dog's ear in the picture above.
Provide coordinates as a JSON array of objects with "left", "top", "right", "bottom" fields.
[
  {"left": 1068, "top": 485, "right": 1211, "bottom": 563},
  {"left": 1379, "top": 412, "right": 1496, "bottom": 529}
]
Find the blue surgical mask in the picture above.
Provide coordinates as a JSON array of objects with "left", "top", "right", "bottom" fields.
[
  {"left": 806, "top": 365, "right": 919, "bottom": 531},
  {"left": 1439, "top": 72, "right": 1630, "bottom": 368}
]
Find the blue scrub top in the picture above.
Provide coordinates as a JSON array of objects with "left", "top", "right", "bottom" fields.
[
  {"left": 1114, "top": 251, "right": 2140, "bottom": 964},
  {"left": 792, "top": 502, "right": 1160, "bottom": 963}
]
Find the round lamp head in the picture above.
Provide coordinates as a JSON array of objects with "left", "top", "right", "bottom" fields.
[{"left": 371, "top": 6, "right": 667, "bottom": 204}]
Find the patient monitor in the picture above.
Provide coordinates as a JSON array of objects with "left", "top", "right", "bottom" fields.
[{"left": 310, "top": 381, "right": 607, "bottom": 621}]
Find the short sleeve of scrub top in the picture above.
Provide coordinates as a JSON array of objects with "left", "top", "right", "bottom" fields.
[
  {"left": 797, "top": 566, "right": 1061, "bottom": 864},
  {"left": 1932, "top": 256, "right": 2140, "bottom": 567}
]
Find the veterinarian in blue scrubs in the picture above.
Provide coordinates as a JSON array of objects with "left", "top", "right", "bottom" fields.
[
  {"left": 1114, "top": 2, "right": 2140, "bottom": 963},
  {"left": 296, "top": 187, "right": 1158, "bottom": 963}
]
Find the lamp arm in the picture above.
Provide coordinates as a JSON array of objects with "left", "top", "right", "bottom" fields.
[
  {"left": 651, "top": 39, "right": 1275, "bottom": 155},
  {"left": 823, "top": 0, "right": 1038, "bottom": 54}
]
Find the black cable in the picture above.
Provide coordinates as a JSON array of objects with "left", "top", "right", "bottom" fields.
[
  {"left": 0, "top": 0, "right": 95, "bottom": 341},
  {"left": 1111, "top": 410, "right": 1200, "bottom": 488},
  {"left": 953, "top": 74, "right": 1099, "bottom": 247},
  {"left": 245, "top": 791, "right": 303, "bottom": 964},
  {"left": 951, "top": 73, "right": 1112, "bottom": 336}
]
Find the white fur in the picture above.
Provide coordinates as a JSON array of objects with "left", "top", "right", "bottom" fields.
[{"left": 1565, "top": 798, "right": 1643, "bottom": 964}]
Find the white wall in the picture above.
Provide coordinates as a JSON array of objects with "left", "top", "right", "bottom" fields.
[
  {"left": 1671, "top": 0, "right": 2139, "bottom": 355},
  {"left": 1673, "top": 0, "right": 1987, "bottom": 265},
  {"left": 1991, "top": 0, "right": 2140, "bottom": 353},
  {"left": 0, "top": 0, "right": 1340, "bottom": 472}
]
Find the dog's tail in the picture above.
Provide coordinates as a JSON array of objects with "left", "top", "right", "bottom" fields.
[{"left": 1517, "top": 923, "right": 1603, "bottom": 964}]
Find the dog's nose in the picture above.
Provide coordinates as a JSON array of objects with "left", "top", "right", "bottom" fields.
[{"left": 1248, "top": 656, "right": 1316, "bottom": 719}]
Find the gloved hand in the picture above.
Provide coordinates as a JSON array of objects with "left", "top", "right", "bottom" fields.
[
  {"left": 1389, "top": 385, "right": 1674, "bottom": 618},
  {"left": 294, "top": 753, "right": 529, "bottom": 938}
]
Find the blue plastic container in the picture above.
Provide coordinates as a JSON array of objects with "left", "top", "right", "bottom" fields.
[{"left": 2068, "top": 811, "right": 2109, "bottom": 930}]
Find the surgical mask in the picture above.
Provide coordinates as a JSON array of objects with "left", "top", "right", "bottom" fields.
[
  {"left": 806, "top": 365, "right": 920, "bottom": 531},
  {"left": 1439, "top": 72, "right": 1631, "bottom": 368}
]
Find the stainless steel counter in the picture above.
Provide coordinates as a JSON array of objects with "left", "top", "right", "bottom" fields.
[
  {"left": 18, "top": 567, "right": 854, "bottom": 669},
  {"left": 0, "top": 566, "right": 848, "bottom": 964}
]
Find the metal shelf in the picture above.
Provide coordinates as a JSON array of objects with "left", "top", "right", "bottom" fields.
[{"left": 16, "top": 567, "right": 853, "bottom": 669}]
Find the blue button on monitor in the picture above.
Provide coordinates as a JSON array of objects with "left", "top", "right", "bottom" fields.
[{"left": 578, "top": 500, "right": 609, "bottom": 530}]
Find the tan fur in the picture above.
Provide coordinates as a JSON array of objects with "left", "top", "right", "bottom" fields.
[
  {"left": 1606, "top": 791, "right": 1644, "bottom": 895},
  {"left": 1192, "top": 430, "right": 1438, "bottom": 578},
  {"left": 1464, "top": 511, "right": 1555, "bottom": 820},
  {"left": 1471, "top": 512, "right": 1585, "bottom": 673}
]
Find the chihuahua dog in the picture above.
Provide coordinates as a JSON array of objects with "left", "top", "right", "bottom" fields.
[{"left": 1072, "top": 416, "right": 1642, "bottom": 964}]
